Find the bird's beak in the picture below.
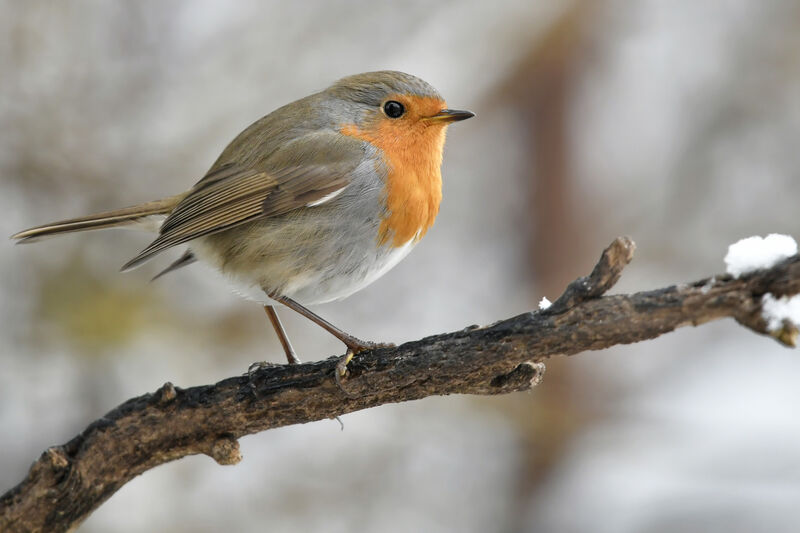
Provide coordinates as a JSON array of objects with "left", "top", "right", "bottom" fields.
[{"left": 426, "top": 109, "right": 475, "bottom": 123}]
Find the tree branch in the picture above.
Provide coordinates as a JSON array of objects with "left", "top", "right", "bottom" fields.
[{"left": 2, "top": 237, "right": 799, "bottom": 532}]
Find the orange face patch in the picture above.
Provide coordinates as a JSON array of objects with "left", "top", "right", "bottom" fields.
[{"left": 341, "top": 95, "right": 448, "bottom": 247}]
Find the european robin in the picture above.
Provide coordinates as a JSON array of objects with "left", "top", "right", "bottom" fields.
[{"left": 12, "top": 71, "right": 474, "bottom": 366}]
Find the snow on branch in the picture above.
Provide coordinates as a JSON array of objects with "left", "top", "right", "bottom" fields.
[{"left": 2, "top": 236, "right": 799, "bottom": 532}]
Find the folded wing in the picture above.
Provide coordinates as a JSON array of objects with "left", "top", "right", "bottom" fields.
[{"left": 121, "top": 133, "right": 363, "bottom": 271}]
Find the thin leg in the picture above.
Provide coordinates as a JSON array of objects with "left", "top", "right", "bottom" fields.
[
  {"left": 271, "top": 294, "right": 389, "bottom": 353},
  {"left": 264, "top": 305, "right": 301, "bottom": 365}
]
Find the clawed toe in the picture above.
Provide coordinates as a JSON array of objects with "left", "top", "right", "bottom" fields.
[
  {"left": 247, "top": 361, "right": 277, "bottom": 376},
  {"left": 336, "top": 349, "right": 355, "bottom": 377},
  {"left": 337, "top": 339, "right": 392, "bottom": 378},
  {"left": 344, "top": 339, "right": 394, "bottom": 354}
]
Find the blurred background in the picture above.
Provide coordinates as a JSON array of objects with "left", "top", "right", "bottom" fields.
[{"left": 2, "top": 1, "right": 800, "bottom": 531}]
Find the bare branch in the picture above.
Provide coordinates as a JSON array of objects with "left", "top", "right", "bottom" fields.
[{"left": 2, "top": 237, "right": 798, "bottom": 532}]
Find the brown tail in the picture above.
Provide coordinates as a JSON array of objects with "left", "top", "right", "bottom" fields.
[{"left": 10, "top": 194, "right": 185, "bottom": 243}]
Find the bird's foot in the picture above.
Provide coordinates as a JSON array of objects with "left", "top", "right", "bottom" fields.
[
  {"left": 334, "top": 339, "right": 394, "bottom": 397},
  {"left": 247, "top": 360, "right": 278, "bottom": 377},
  {"left": 337, "top": 339, "right": 395, "bottom": 376}
]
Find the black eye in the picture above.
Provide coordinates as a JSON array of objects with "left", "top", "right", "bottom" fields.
[{"left": 383, "top": 100, "right": 405, "bottom": 118}]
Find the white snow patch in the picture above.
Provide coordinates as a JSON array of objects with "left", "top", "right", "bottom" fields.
[
  {"left": 700, "top": 276, "right": 716, "bottom": 294},
  {"left": 724, "top": 234, "right": 797, "bottom": 278},
  {"left": 761, "top": 293, "right": 800, "bottom": 331},
  {"left": 538, "top": 296, "right": 552, "bottom": 310}
]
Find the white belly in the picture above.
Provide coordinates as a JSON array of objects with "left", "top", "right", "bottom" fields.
[
  {"left": 287, "top": 236, "right": 416, "bottom": 304},
  {"left": 186, "top": 167, "right": 424, "bottom": 307},
  {"left": 191, "top": 233, "right": 417, "bottom": 306}
]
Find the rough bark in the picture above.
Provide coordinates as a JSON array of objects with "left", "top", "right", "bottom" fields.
[{"left": 2, "top": 237, "right": 798, "bottom": 532}]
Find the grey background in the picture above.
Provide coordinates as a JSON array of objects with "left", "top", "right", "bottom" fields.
[{"left": 2, "top": 1, "right": 800, "bottom": 531}]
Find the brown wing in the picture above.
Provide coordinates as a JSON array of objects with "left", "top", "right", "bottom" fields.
[{"left": 120, "top": 134, "right": 363, "bottom": 271}]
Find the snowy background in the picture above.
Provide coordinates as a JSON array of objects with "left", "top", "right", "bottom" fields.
[{"left": 2, "top": 1, "right": 800, "bottom": 532}]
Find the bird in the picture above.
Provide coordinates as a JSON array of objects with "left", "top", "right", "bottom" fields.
[{"left": 11, "top": 71, "right": 474, "bottom": 367}]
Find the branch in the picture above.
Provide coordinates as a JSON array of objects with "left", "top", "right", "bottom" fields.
[{"left": 2, "top": 237, "right": 799, "bottom": 532}]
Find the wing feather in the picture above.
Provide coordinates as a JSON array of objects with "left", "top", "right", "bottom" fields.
[{"left": 120, "top": 134, "right": 364, "bottom": 271}]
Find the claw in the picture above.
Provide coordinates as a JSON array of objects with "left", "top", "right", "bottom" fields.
[
  {"left": 334, "top": 340, "right": 394, "bottom": 396},
  {"left": 344, "top": 339, "right": 396, "bottom": 354},
  {"left": 335, "top": 349, "right": 357, "bottom": 397},
  {"left": 247, "top": 360, "right": 277, "bottom": 376},
  {"left": 337, "top": 349, "right": 355, "bottom": 377},
  {"left": 338, "top": 339, "right": 394, "bottom": 376}
]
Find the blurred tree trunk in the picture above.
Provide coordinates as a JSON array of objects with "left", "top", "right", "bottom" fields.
[{"left": 492, "top": 3, "right": 600, "bottom": 529}]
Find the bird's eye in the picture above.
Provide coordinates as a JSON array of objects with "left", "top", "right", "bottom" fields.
[{"left": 383, "top": 100, "right": 405, "bottom": 119}]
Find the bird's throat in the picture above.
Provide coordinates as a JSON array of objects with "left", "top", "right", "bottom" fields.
[{"left": 340, "top": 118, "right": 445, "bottom": 248}]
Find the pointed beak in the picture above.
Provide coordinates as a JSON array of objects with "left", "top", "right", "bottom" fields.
[{"left": 426, "top": 109, "right": 475, "bottom": 123}]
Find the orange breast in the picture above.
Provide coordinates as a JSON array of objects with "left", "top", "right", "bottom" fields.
[{"left": 341, "top": 98, "right": 446, "bottom": 248}]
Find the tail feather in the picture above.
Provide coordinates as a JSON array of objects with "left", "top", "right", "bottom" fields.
[
  {"left": 11, "top": 194, "right": 184, "bottom": 243},
  {"left": 150, "top": 250, "right": 197, "bottom": 281}
]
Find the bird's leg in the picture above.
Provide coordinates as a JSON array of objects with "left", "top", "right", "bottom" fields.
[
  {"left": 270, "top": 294, "right": 393, "bottom": 374},
  {"left": 264, "top": 305, "right": 301, "bottom": 365}
]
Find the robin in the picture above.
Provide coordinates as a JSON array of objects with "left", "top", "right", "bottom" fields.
[{"left": 12, "top": 71, "right": 474, "bottom": 368}]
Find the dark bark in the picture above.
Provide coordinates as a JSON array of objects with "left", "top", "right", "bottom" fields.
[{"left": 2, "top": 237, "right": 798, "bottom": 532}]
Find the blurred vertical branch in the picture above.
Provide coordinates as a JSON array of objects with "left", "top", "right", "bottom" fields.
[
  {"left": 493, "top": 2, "right": 600, "bottom": 528},
  {"left": 502, "top": 2, "right": 596, "bottom": 293}
]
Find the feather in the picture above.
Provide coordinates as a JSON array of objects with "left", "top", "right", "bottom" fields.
[
  {"left": 150, "top": 250, "right": 197, "bottom": 281},
  {"left": 11, "top": 195, "right": 184, "bottom": 243},
  {"left": 120, "top": 133, "right": 365, "bottom": 271}
]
